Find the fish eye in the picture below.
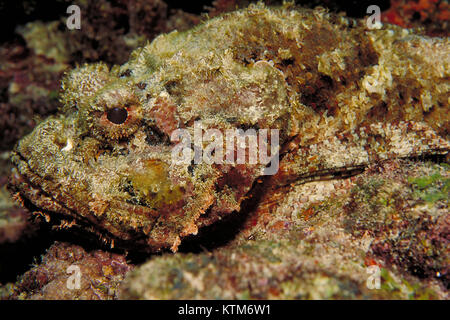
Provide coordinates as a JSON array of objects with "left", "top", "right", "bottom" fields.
[
  {"left": 87, "top": 90, "right": 142, "bottom": 141},
  {"left": 107, "top": 107, "right": 128, "bottom": 124}
]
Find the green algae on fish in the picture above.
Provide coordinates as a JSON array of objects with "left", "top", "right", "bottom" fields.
[{"left": 8, "top": 3, "right": 449, "bottom": 252}]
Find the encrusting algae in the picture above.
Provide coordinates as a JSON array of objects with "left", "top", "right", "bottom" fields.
[{"left": 7, "top": 3, "right": 449, "bottom": 253}]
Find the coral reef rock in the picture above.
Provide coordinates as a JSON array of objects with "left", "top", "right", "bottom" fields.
[
  {"left": 6, "top": 242, "right": 132, "bottom": 300},
  {"left": 119, "top": 159, "right": 448, "bottom": 299}
]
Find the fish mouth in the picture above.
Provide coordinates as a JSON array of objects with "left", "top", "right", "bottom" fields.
[
  {"left": 8, "top": 150, "right": 158, "bottom": 250},
  {"left": 6, "top": 118, "right": 167, "bottom": 251}
]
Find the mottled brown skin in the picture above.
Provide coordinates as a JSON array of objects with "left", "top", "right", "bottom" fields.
[{"left": 8, "top": 4, "right": 450, "bottom": 252}]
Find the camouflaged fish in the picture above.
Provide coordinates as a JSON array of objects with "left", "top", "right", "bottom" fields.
[{"left": 8, "top": 4, "right": 449, "bottom": 252}]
